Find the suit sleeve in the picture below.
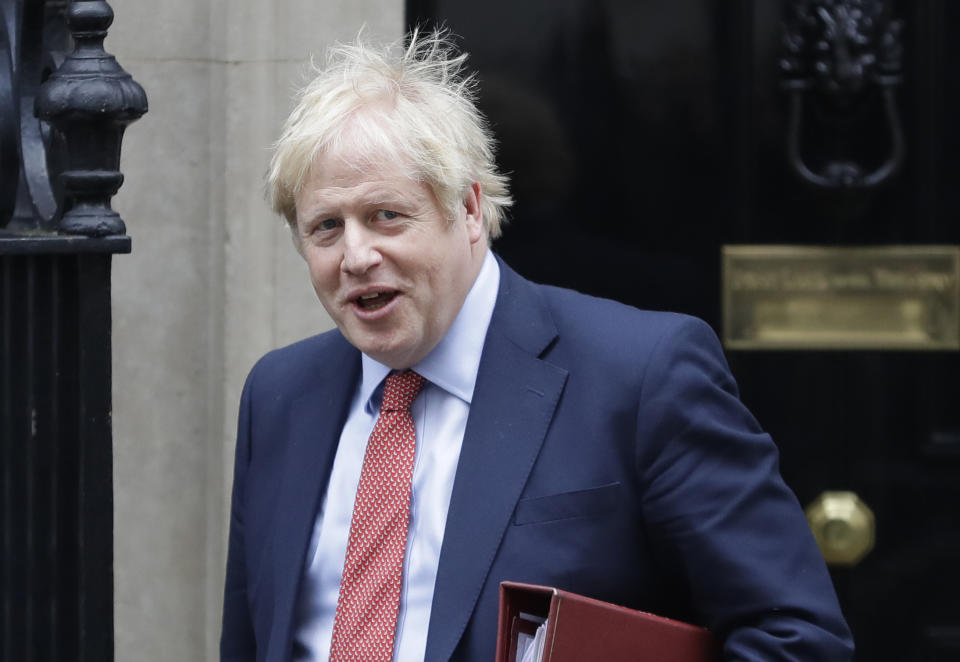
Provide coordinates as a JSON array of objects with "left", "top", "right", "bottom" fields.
[
  {"left": 635, "top": 317, "right": 854, "bottom": 661},
  {"left": 220, "top": 368, "right": 257, "bottom": 661}
]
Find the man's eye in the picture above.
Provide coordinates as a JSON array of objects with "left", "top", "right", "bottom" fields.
[
  {"left": 375, "top": 209, "right": 400, "bottom": 221},
  {"left": 317, "top": 218, "right": 339, "bottom": 232}
]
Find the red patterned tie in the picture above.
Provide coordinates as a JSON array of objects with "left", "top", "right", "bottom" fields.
[{"left": 329, "top": 370, "right": 426, "bottom": 661}]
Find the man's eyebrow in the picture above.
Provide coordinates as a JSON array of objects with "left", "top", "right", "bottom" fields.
[
  {"left": 299, "top": 206, "right": 335, "bottom": 225},
  {"left": 298, "top": 184, "right": 428, "bottom": 223},
  {"left": 360, "top": 187, "right": 423, "bottom": 206}
]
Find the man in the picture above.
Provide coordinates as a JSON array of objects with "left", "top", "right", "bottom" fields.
[{"left": 221, "top": 30, "right": 853, "bottom": 661}]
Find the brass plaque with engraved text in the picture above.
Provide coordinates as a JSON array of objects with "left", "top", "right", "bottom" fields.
[{"left": 722, "top": 246, "right": 960, "bottom": 350}]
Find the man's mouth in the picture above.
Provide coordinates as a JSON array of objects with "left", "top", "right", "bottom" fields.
[{"left": 355, "top": 291, "right": 398, "bottom": 311}]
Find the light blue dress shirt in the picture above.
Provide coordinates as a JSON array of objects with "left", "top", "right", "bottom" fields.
[{"left": 292, "top": 251, "right": 500, "bottom": 661}]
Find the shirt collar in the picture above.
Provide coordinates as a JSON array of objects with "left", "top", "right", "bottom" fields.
[{"left": 358, "top": 251, "right": 500, "bottom": 412}]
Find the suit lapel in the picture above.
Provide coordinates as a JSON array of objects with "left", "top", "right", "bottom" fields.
[
  {"left": 266, "top": 335, "right": 361, "bottom": 662},
  {"left": 425, "top": 262, "right": 568, "bottom": 662}
]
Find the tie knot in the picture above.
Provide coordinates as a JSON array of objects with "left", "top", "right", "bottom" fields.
[{"left": 380, "top": 370, "right": 425, "bottom": 412}]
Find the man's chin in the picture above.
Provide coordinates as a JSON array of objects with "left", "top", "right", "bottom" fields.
[{"left": 347, "top": 333, "right": 419, "bottom": 370}]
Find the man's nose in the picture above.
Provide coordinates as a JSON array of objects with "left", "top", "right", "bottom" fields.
[{"left": 340, "top": 221, "right": 383, "bottom": 275}]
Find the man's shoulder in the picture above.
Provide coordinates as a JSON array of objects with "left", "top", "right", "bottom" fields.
[
  {"left": 244, "top": 328, "right": 356, "bottom": 393},
  {"left": 261, "top": 327, "right": 349, "bottom": 359},
  {"left": 498, "top": 258, "right": 710, "bottom": 342},
  {"left": 533, "top": 280, "right": 716, "bottom": 351}
]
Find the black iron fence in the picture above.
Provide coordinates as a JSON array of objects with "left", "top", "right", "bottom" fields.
[{"left": 1, "top": 1, "right": 146, "bottom": 659}]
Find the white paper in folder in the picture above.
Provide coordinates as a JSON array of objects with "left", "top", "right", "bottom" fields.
[{"left": 515, "top": 612, "right": 548, "bottom": 662}]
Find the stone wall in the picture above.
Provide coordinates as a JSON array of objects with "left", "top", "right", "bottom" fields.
[{"left": 107, "top": 2, "right": 403, "bottom": 658}]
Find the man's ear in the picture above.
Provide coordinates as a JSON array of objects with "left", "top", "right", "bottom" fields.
[{"left": 463, "top": 182, "right": 484, "bottom": 244}]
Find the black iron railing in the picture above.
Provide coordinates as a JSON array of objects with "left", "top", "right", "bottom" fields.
[{"left": 1, "top": 1, "right": 146, "bottom": 659}]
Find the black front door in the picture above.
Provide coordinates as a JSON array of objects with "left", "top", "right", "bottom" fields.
[{"left": 409, "top": 1, "right": 960, "bottom": 658}]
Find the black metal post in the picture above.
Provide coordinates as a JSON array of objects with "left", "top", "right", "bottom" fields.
[{"left": 0, "top": 1, "right": 146, "bottom": 660}]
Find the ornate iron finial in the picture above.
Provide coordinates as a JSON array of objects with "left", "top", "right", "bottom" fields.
[{"left": 35, "top": 0, "right": 147, "bottom": 237}]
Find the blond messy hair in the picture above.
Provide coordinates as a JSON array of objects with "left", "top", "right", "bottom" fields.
[{"left": 267, "top": 28, "right": 512, "bottom": 239}]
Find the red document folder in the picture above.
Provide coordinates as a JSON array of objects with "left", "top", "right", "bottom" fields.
[{"left": 496, "top": 582, "right": 719, "bottom": 662}]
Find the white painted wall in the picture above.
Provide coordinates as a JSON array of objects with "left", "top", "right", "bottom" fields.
[{"left": 107, "top": 2, "right": 403, "bottom": 659}]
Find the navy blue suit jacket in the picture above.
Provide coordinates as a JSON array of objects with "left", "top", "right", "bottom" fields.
[{"left": 221, "top": 259, "right": 853, "bottom": 661}]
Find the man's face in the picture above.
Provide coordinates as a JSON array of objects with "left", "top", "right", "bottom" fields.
[{"left": 294, "top": 150, "right": 486, "bottom": 369}]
